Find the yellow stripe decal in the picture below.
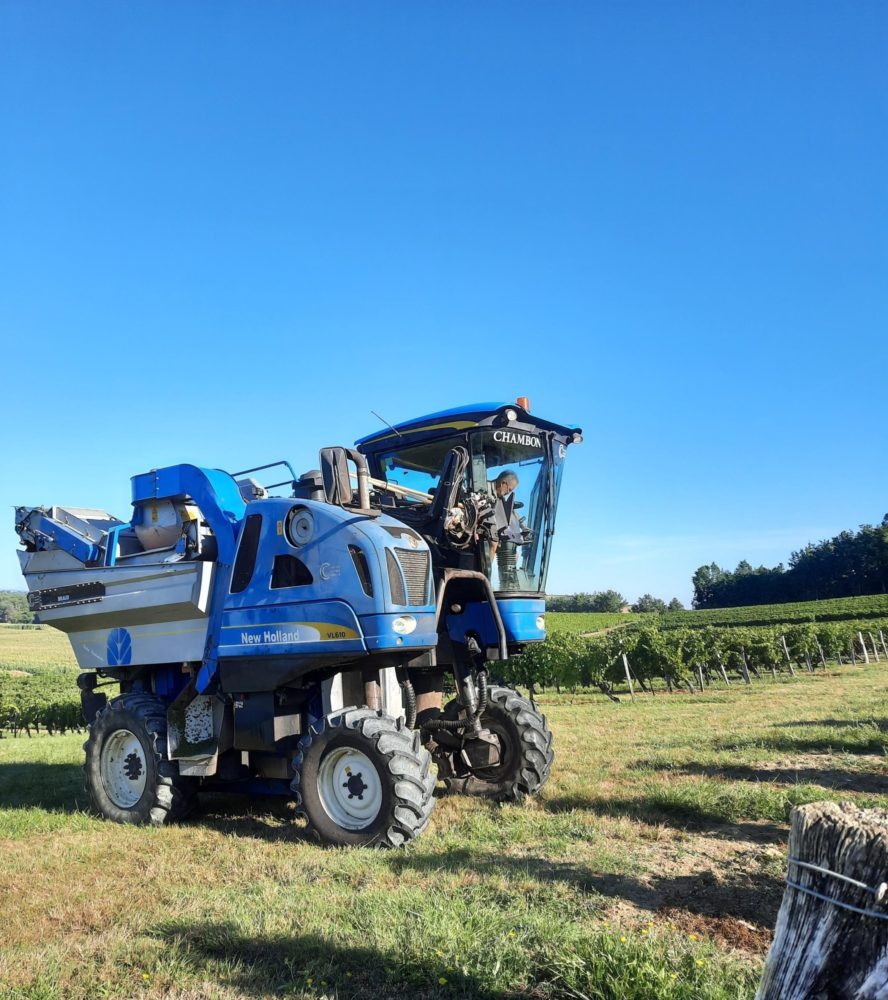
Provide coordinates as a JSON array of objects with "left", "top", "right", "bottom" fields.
[{"left": 222, "top": 621, "right": 360, "bottom": 641}]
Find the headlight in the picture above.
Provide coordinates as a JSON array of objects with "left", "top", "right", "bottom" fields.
[
  {"left": 286, "top": 507, "right": 314, "bottom": 546},
  {"left": 392, "top": 615, "right": 417, "bottom": 635},
  {"left": 504, "top": 407, "right": 518, "bottom": 421}
]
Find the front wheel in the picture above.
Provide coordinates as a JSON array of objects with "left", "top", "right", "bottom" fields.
[
  {"left": 291, "top": 707, "right": 436, "bottom": 847},
  {"left": 437, "top": 685, "right": 555, "bottom": 801}
]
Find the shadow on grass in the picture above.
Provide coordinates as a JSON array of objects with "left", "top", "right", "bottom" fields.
[
  {"left": 630, "top": 760, "right": 887, "bottom": 794},
  {"left": 196, "top": 792, "right": 311, "bottom": 843},
  {"left": 708, "top": 731, "right": 888, "bottom": 755},
  {"left": 542, "top": 792, "right": 785, "bottom": 843},
  {"left": 772, "top": 718, "right": 888, "bottom": 731},
  {"left": 0, "top": 761, "right": 85, "bottom": 811},
  {"left": 385, "top": 847, "right": 783, "bottom": 929},
  {"left": 152, "top": 919, "right": 508, "bottom": 999}
]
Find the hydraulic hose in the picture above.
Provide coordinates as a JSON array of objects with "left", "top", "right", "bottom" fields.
[
  {"left": 422, "top": 668, "right": 490, "bottom": 734},
  {"left": 400, "top": 678, "right": 417, "bottom": 729}
]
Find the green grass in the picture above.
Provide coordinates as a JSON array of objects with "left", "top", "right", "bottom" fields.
[{"left": 2, "top": 658, "right": 887, "bottom": 998}]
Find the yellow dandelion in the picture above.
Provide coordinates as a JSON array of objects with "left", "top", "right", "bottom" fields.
[
  {"left": 439, "top": 976, "right": 448, "bottom": 985},
  {"left": 620, "top": 935, "right": 627, "bottom": 943},
  {"left": 688, "top": 932, "right": 698, "bottom": 941},
  {"left": 670, "top": 972, "right": 677, "bottom": 980},
  {"left": 508, "top": 930, "right": 516, "bottom": 938},
  {"left": 142, "top": 974, "right": 150, "bottom": 981},
  {"left": 696, "top": 959, "right": 704, "bottom": 967}
]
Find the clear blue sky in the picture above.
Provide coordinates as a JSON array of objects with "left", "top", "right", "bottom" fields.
[{"left": 1, "top": 2, "right": 885, "bottom": 605}]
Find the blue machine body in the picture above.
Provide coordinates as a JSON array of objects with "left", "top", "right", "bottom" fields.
[{"left": 127, "top": 467, "right": 437, "bottom": 695}]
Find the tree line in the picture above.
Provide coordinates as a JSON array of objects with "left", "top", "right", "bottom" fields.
[
  {"left": 692, "top": 518, "right": 888, "bottom": 609},
  {"left": 546, "top": 591, "right": 685, "bottom": 613}
]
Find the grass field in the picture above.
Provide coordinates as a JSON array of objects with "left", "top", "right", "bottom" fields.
[
  {"left": 0, "top": 623, "right": 77, "bottom": 673},
  {"left": 2, "top": 641, "right": 887, "bottom": 999}
]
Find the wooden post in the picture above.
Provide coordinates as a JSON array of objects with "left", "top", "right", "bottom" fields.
[
  {"left": 781, "top": 635, "right": 793, "bottom": 668},
  {"left": 621, "top": 652, "right": 634, "bottom": 700},
  {"left": 738, "top": 650, "right": 752, "bottom": 685},
  {"left": 804, "top": 652, "right": 813, "bottom": 674},
  {"left": 717, "top": 658, "right": 731, "bottom": 687},
  {"left": 816, "top": 640, "right": 828, "bottom": 671},
  {"left": 868, "top": 632, "right": 880, "bottom": 663},
  {"left": 850, "top": 642, "right": 857, "bottom": 665},
  {"left": 697, "top": 664, "right": 706, "bottom": 691},
  {"left": 756, "top": 801, "right": 888, "bottom": 999},
  {"left": 880, "top": 630, "right": 888, "bottom": 659},
  {"left": 743, "top": 648, "right": 761, "bottom": 679},
  {"left": 858, "top": 632, "right": 871, "bottom": 664}
]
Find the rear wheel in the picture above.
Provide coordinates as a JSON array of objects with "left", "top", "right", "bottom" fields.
[
  {"left": 437, "top": 685, "right": 554, "bottom": 800},
  {"left": 84, "top": 692, "right": 197, "bottom": 825},
  {"left": 292, "top": 707, "right": 436, "bottom": 847}
]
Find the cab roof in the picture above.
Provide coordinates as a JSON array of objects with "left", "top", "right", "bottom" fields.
[{"left": 355, "top": 402, "right": 582, "bottom": 451}]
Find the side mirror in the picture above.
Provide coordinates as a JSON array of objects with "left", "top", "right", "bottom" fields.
[
  {"left": 319, "top": 448, "right": 353, "bottom": 506},
  {"left": 318, "top": 447, "right": 376, "bottom": 515}
]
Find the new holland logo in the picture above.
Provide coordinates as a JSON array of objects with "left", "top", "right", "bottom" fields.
[
  {"left": 107, "top": 628, "right": 133, "bottom": 666},
  {"left": 493, "top": 430, "right": 541, "bottom": 448}
]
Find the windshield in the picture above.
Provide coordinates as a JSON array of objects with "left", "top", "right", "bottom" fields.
[
  {"left": 374, "top": 427, "right": 563, "bottom": 595},
  {"left": 377, "top": 438, "right": 456, "bottom": 500},
  {"left": 470, "top": 429, "right": 557, "bottom": 595}
]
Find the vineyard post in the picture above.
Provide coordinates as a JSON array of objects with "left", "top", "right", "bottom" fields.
[
  {"left": 880, "top": 630, "right": 888, "bottom": 659},
  {"left": 816, "top": 640, "right": 828, "bottom": 671},
  {"left": 716, "top": 657, "right": 731, "bottom": 687},
  {"left": 620, "top": 652, "right": 635, "bottom": 700},
  {"left": 803, "top": 652, "right": 813, "bottom": 674},
  {"left": 858, "top": 632, "right": 871, "bottom": 665},
  {"left": 737, "top": 651, "right": 751, "bottom": 685},
  {"left": 850, "top": 642, "right": 857, "bottom": 665},
  {"left": 696, "top": 664, "right": 706, "bottom": 691},
  {"left": 780, "top": 635, "right": 793, "bottom": 670},
  {"left": 742, "top": 648, "right": 760, "bottom": 679},
  {"left": 755, "top": 802, "right": 888, "bottom": 1000},
  {"left": 867, "top": 632, "right": 880, "bottom": 663}
]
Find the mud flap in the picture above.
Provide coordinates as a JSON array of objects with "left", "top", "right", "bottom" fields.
[{"left": 167, "top": 680, "right": 224, "bottom": 776}]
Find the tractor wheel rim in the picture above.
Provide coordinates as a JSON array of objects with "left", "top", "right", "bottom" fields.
[
  {"left": 317, "top": 747, "right": 382, "bottom": 830},
  {"left": 100, "top": 729, "right": 148, "bottom": 808}
]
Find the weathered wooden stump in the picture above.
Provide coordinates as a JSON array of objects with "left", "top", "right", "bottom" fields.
[{"left": 757, "top": 801, "right": 888, "bottom": 999}]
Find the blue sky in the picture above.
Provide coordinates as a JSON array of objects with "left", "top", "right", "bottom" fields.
[{"left": 1, "top": 2, "right": 885, "bottom": 605}]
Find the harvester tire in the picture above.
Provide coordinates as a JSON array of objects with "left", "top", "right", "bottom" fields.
[
  {"left": 442, "top": 685, "right": 554, "bottom": 801},
  {"left": 84, "top": 692, "right": 197, "bottom": 825},
  {"left": 291, "top": 707, "right": 436, "bottom": 848}
]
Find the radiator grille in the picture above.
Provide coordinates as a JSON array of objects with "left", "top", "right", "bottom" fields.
[
  {"left": 386, "top": 549, "right": 407, "bottom": 605},
  {"left": 394, "top": 548, "right": 430, "bottom": 607}
]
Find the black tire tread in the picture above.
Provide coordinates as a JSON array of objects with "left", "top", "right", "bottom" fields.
[
  {"left": 84, "top": 691, "right": 197, "bottom": 826},
  {"left": 445, "top": 685, "right": 555, "bottom": 801},
  {"left": 291, "top": 707, "right": 436, "bottom": 848}
]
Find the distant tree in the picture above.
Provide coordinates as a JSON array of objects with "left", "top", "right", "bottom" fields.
[
  {"left": 590, "top": 589, "right": 626, "bottom": 613},
  {"left": 0, "top": 591, "right": 32, "bottom": 624},
  {"left": 631, "top": 594, "right": 667, "bottom": 613},
  {"left": 667, "top": 597, "right": 685, "bottom": 611}
]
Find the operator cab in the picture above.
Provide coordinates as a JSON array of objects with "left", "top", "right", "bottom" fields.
[{"left": 355, "top": 401, "right": 582, "bottom": 599}]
